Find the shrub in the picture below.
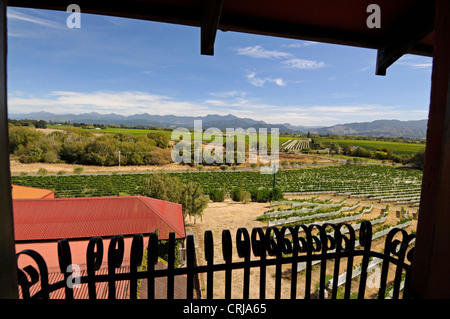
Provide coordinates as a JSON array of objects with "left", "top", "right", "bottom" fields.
[
  {"left": 147, "top": 131, "right": 169, "bottom": 148},
  {"left": 256, "top": 188, "right": 271, "bottom": 202},
  {"left": 239, "top": 190, "right": 251, "bottom": 204},
  {"left": 73, "top": 167, "right": 84, "bottom": 174},
  {"left": 146, "top": 149, "right": 172, "bottom": 165},
  {"left": 209, "top": 189, "right": 225, "bottom": 202},
  {"left": 220, "top": 164, "right": 228, "bottom": 171},
  {"left": 231, "top": 187, "right": 242, "bottom": 202},
  {"left": 408, "top": 151, "right": 425, "bottom": 170},
  {"left": 9, "top": 125, "right": 44, "bottom": 154},
  {"left": 271, "top": 187, "right": 284, "bottom": 201},
  {"left": 249, "top": 187, "right": 283, "bottom": 203},
  {"left": 42, "top": 150, "right": 59, "bottom": 163},
  {"left": 37, "top": 168, "right": 48, "bottom": 176},
  {"left": 250, "top": 188, "right": 258, "bottom": 202},
  {"left": 375, "top": 151, "right": 388, "bottom": 160}
]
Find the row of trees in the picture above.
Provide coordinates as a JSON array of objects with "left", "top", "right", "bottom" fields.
[
  {"left": 9, "top": 119, "right": 48, "bottom": 128},
  {"left": 209, "top": 186, "right": 284, "bottom": 203},
  {"left": 9, "top": 124, "right": 171, "bottom": 166}
]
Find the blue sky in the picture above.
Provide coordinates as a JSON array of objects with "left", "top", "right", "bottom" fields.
[{"left": 6, "top": 7, "right": 433, "bottom": 127}]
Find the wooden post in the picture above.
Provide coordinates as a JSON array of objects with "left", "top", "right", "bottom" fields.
[
  {"left": 410, "top": 0, "right": 450, "bottom": 298},
  {"left": 0, "top": 0, "right": 18, "bottom": 298}
]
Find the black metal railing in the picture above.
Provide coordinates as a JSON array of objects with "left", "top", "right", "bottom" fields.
[{"left": 16, "top": 221, "right": 415, "bottom": 300}]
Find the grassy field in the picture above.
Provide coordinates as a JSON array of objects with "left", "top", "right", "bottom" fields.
[{"left": 315, "top": 138, "right": 425, "bottom": 155}]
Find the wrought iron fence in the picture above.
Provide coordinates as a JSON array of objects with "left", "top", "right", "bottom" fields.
[{"left": 16, "top": 221, "right": 415, "bottom": 300}]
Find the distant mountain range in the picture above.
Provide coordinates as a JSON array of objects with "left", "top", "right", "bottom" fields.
[
  {"left": 314, "top": 119, "right": 428, "bottom": 139},
  {"left": 8, "top": 111, "right": 428, "bottom": 138}
]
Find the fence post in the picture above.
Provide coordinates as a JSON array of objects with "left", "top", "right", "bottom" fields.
[
  {"left": 236, "top": 228, "right": 251, "bottom": 299},
  {"left": 167, "top": 232, "right": 176, "bottom": 299},
  {"left": 222, "top": 230, "right": 233, "bottom": 299},
  {"left": 57, "top": 239, "right": 73, "bottom": 299},
  {"left": 86, "top": 236, "right": 104, "bottom": 300},
  {"left": 358, "top": 221, "right": 373, "bottom": 299},
  {"left": 204, "top": 230, "right": 214, "bottom": 299},
  {"left": 129, "top": 234, "right": 144, "bottom": 300},
  {"left": 186, "top": 234, "right": 197, "bottom": 299},
  {"left": 108, "top": 235, "right": 124, "bottom": 300},
  {"left": 147, "top": 233, "right": 158, "bottom": 300},
  {"left": 251, "top": 227, "right": 266, "bottom": 299}
]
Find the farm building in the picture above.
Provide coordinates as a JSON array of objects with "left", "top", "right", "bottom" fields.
[{"left": 14, "top": 196, "right": 186, "bottom": 298}]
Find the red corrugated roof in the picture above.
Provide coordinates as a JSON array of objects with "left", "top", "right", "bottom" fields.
[{"left": 13, "top": 196, "right": 185, "bottom": 241}]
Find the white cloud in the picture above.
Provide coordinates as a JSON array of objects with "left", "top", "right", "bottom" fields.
[
  {"left": 209, "top": 91, "right": 247, "bottom": 98},
  {"left": 397, "top": 55, "right": 432, "bottom": 70},
  {"left": 355, "top": 66, "right": 371, "bottom": 72},
  {"left": 282, "top": 41, "right": 318, "bottom": 48},
  {"left": 235, "top": 45, "right": 292, "bottom": 59},
  {"left": 282, "top": 58, "right": 326, "bottom": 69},
  {"left": 7, "top": 8, "right": 63, "bottom": 29},
  {"left": 203, "top": 99, "right": 228, "bottom": 106},
  {"left": 268, "top": 78, "right": 287, "bottom": 86},
  {"left": 403, "top": 62, "right": 432, "bottom": 69},
  {"left": 246, "top": 72, "right": 266, "bottom": 87},
  {"left": 246, "top": 72, "right": 287, "bottom": 87}
]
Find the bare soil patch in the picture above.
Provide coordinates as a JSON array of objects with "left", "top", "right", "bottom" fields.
[
  {"left": 187, "top": 195, "right": 417, "bottom": 299},
  {"left": 10, "top": 152, "right": 334, "bottom": 175},
  {"left": 9, "top": 158, "right": 200, "bottom": 175}
]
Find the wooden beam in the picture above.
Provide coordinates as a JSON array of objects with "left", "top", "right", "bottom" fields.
[
  {"left": 410, "top": 0, "right": 450, "bottom": 298},
  {"left": 0, "top": 0, "right": 18, "bottom": 298},
  {"left": 201, "top": 0, "right": 223, "bottom": 55},
  {"left": 376, "top": 0, "right": 435, "bottom": 75}
]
